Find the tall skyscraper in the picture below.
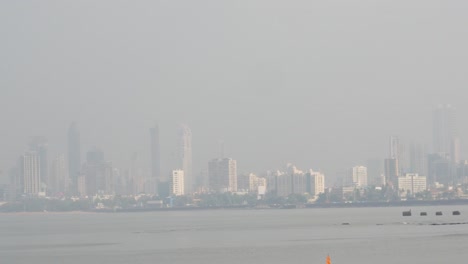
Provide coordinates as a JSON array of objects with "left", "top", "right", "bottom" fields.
[
  {"left": 366, "top": 159, "right": 383, "bottom": 186},
  {"left": 148, "top": 124, "right": 161, "bottom": 195},
  {"left": 22, "top": 151, "right": 41, "bottom": 195},
  {"left": 351, "top": 166, "right": 368, "bottom": 188},
  {"left": 150, "top": 124, "right": 161, "bottom": 180},
  {"left": 208, "top": 158, "right": 237, "bottom": 192},
  {"left": 433, "top": 104, "right": 456, "bottom": 158},
  {"left": 389, "top": 136, "right": 401, "bottom": 175},
  {"left": 50, "top": 155, "right": 68, "bottom": 194},
  {"left": 178, "top": 124, "right": 193, "bottom": 194},
  {"left": 82, "top": 148, "right": 114, "bottom": 196},
  {"left": 384, "top": 158, "right": 398, "bottom": 186},
  {"left": 409, "top": 141, "right": 427, "bottom": 176},
  {"left": 451, "top": 136, "right": 461, "bottom": 164},
  {"left": 68, "top": 122, "right": 81, "bottom": 194},
  {"left": 389, "top": 136, "right": 399, "bottom": 160},
  {"left": 430, "top": 105, "right": 459, "bottom": 186},
  {"left": 29, "top": 137, "right": 48, "bottom": 188}
]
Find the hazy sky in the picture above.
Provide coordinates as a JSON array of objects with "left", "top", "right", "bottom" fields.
[{"left": 1, "top": 1, "right": 468, "bottom": 183}]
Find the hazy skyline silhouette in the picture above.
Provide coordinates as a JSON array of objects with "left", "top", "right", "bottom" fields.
[{"left": 2, "top": 1, "right": 468, "bottom": 183}]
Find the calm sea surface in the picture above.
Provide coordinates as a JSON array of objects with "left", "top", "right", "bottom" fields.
[{"left": 1, "top": 205, "right": 468, "bottom": 264}]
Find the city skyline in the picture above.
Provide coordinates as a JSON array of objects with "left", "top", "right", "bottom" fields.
[
  {"left": 0, "top": 102, "right": 465, "bottom": 188},
  {"left": 2, "top": 2, "right": 468, "bottom": 264},
  {"left": 2, "top": 1, "right": 468, "bottom": 185}
]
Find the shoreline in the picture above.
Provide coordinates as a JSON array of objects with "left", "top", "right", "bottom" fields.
[{"left": 2, "top": 199, "right": 468, "bottom": 214}]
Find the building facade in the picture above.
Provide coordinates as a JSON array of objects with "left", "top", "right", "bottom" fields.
[
  {"left": 352, "top": 166, "right": 368, "bottom": 188},
  {"left": 307, "top": 171, "right": 325, "bottom": 197},
  {"left": 171, "top": 170, "right": 184, "bottom": 196},
  {"left": 68, "top": 122, "right": 81, "bottom": 194},
  {"left": 433, "top": 104, "right": 456, "bottom": 159},
  {"left": 22, "top": 151, "right": 41, "bottom": 195},
  {"left": 384, "top": 158, "right": 398, "bottom": 186},
  {"left": 150, "top": 124, "right": 161, "bottom": 194},
  {"left": 398, "top": 173, "right": 427, "bottom": 195},
  {"left": 50, "top": 155, "right": 68, "bottom": 194},
  {"left": 178, "top": 124, "right": 193, "bottom": 194},
  {"left": 208, "top": 158, "right": 237, "bottom": 192}
]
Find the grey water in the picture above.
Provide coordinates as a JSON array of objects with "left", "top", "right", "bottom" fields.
[{"left": 1, "top": 205, "right": 468, "bottom": 264}]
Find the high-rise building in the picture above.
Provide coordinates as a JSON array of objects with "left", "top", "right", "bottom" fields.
[
  {"left": 82, "top": 148, "right": 113, "bottom": 196},
  {"left": 398, "top": 173, "right": 427, "bottom": 195},
  {"left": 178, "top": 124, "right": 193, "bottom": 193},
  {"left": 388, "top": 136, "right": 403, "bottom": 175},
  {"left": 409, "top": 141, "right": 427, "bottom": 176},
  {"left": 237, "top": 173, "right": 250, "bottom": 192},
  {"left": 456, "top": 161, "right": 468, "bottom": 185},
  {"left": 430, "top": 105, "right": 460, "bottom": 186},
  {"left": 68, "top": 122, "right": 81, "bottom": 194},
  {"left": 427, "top": 153, "right": 452, "bottom": 186},
  {"left": 433, "top": 104, "right": 456, "bottom": 158},
  {"left": 306, "top": 170, "right": 325, "bottom": 197},
  {"left": 384, "top": 158, "right": 398, "bottom": 186},
  {"left": 275, "top": 172, "right": 293, "bottom": 197},
  {"left": 351, "top": 166, "right": 368, "bottom": 188},
  {"left": 171, "top": 170, "right": 184, "bottom": 196},
  {"left": 389, "top": 136, "right": 399, "bottom": 160},
  {"left": 150, "top": 124, "right": 161, "bottom": 181},
  {"left": 208, "top": 158, "right": 237, "bottom": 192},
  {"left": 8, "top": 167, "right": 20, "bottom": 201},
  {"left": 248, "top": 173, "right": 267, "bottom": 193},
  {"left": 22, "top": 151, "right": 41, "bottom": 195},
  {"left": 29, "top": 137, "right": 48, "bottom": 188},
  {"left": 451, "top": 136, "right": 461, "bottom": 164},
  {"left": 366, "top": 159, "right": 383, "bottom": 186},
  {"left": 50, "top": 155, "right": 68, "bottom": 194}
]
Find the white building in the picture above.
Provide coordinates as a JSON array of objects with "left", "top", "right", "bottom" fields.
[
  {"left": 398, "top": 173, "right": 427, "bottom": 195},
  {"left": 352, "top": 166, "right": 368, "bottom": 188},
  {"left": 249, "top": 173, "right": 267, "bottom": 193},
  {"left": 178, "top": 124, "right": 192, "bottom": 194},
  {"left": 208, "top": 158, "right": 237, "bottom": 192},
  {"left": 308, "top": 170, "right": 325, "bottom": 197},
  {"left": 171, "top": 170, "right": 184, "bottom": 196},
  {"left": 22, "top": 151, "right": 41, "bottom": 195}
]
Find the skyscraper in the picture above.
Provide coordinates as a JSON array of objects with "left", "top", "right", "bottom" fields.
[
  {"left": 433, "top": 104, "right": 456, "bottom": 158},
  {"left": 384, "top": 158, "right": 398, "bottom": 186},
  {"left": 351, "top": 166, "right": 368, "bottom": 188},
  {"left": 68, "top": 122, "right": 81, "bottom": 194},
  {"left": 208, "top": 158, "right": 237, "bottom": 192},
  {"left": 22, "top": 151, "right": 41, "bottom": 195},
  {"left": 409, "top": 141, "right": 427, "bottom": 176},
  {"left": 82, "top": 148, "right": 114, "bottom": 196},
  {"left": 149, "top": 124, "right": 161, "bottom": 194},
  {"left": 431, "top": 105, "right": 459, "bottom": 186},
  {"left": 29, "top": 137, "right": 48, "bottom": 188},
  {"left": 178, "top": 124, "right": 193, "bottom": 194},
  {"left": 150, "top": 124, "right": 161, "bottom": 180},
  {"left": 171, "top": 169, "right": 184, "bottom": 196},
  {"left": 389, "top": 136, "right": 401, "bottom": 175},
  {"left": 389, "top": 136, "right": 400, "bottom": 160},
  {"left": 50, "top": 155, "right": 68, "bottom": 194},
  {"left": 366, "top": 159, "right": 383, "bottom": 186}
]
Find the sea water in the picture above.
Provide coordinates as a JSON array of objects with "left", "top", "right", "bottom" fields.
[{"left": 1, "top": 205, "right": 468, "bottom": 264}]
